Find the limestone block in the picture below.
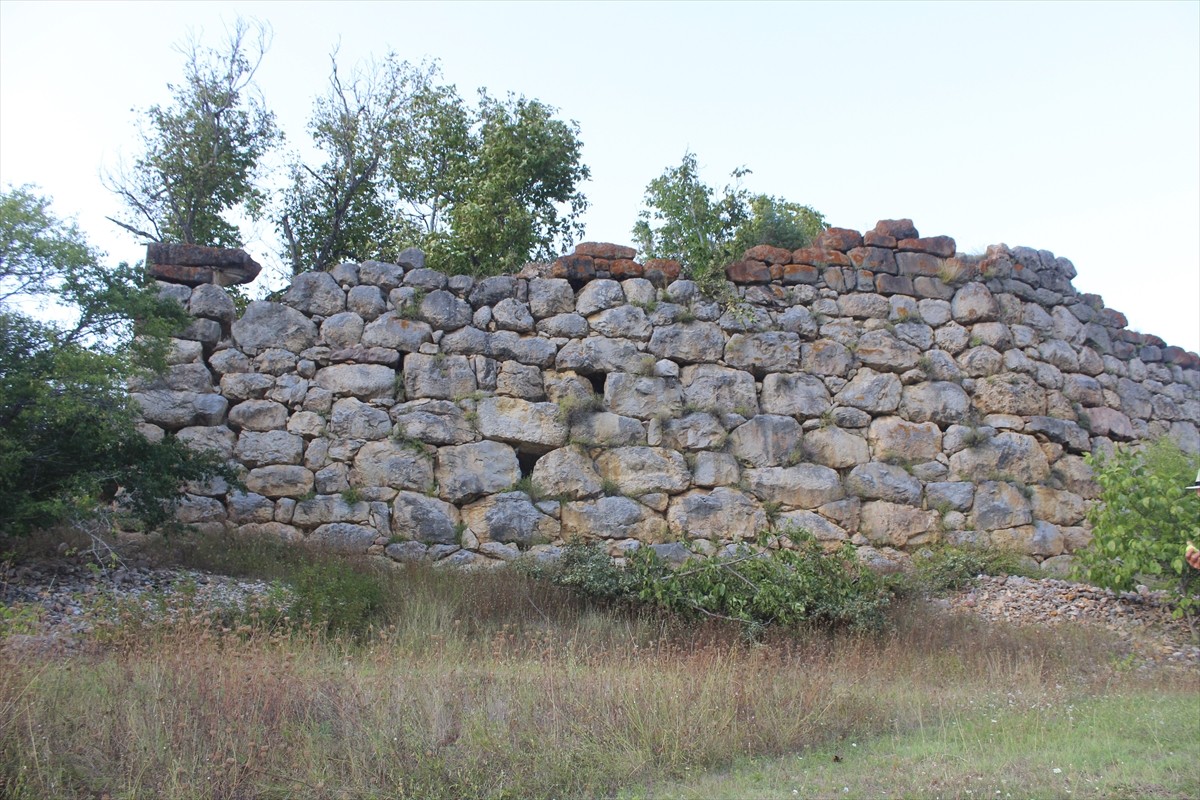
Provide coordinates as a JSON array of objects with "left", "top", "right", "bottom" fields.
[
  {"left": 496, "top": 361, "right": 545, "bottom": 400},
  {"left": 860, "top": 501, "right": 938, "bottom": 548},
  {"left": 660, "top": 413, "right": 727, "bottom": 451},
  {"left": 462, "top": 492, "right": 558, "bottom": 547},
  {"left": 236, "top": 430, "right": 305, "bottom": 467},
  {"left": 321, "top": 312, "right": 366, "bottom": 348},
  {"left": 537, "top": 313, "right": 589, "bottom": 338},
  {"left": 291, "top": 495, "right": 371, "bottom": 528},
  {"left": 402, "top": 353, "right": 476, "bottom": 401},
  {"left": 800, "top": 339, "right": 853, "bottom": 377},
  {"left": 283, "top": 271, "right": 345, "bottom": 316},
  {"left": 435, "top": 441, "right": 521, "bottom": 504},
  {"left": 188, "top": 284, "right": 236, "bottom": 324},
  {"left": 468, "top": 275, "right": 520, "bottom": 307},
  {"left": 846, "top": 462, "right": 922, "bottom": 505},
  {"left": 667, "top": 488, "right": 767, "bottom": 542},
  {"left": 133, "top": 391, "right": 228, "bottom": 430},
  {"left": 588, "top": 305, "right": 651, "bottom": 340},
  {"left": 692, "top": 451, "right": 740, "bottom": 487},
  {"left": 868, "top": 416, "right": 942, "bottom": 462},
  {"left": 245, "top": 465, "right": 314, "bottom": 499},
  {"left": 802, "top": 426, "right": 870, "bottom": 468},
  {"left": 948, "top": 432, "right": 1050, "bottom": 484},
  {"left": 729, "top": 415, "right": 803, "bottom": 468},
  {"left": 351, "top": 440, "right": 434, "bottom": 492},
  {"left": 330, "top": 397, "right": 392, "bottom": 440},
  {"left": 530, "top": 446, "right": 603, "bottom": 499},
  {"left": 391, "top": 491, "right": 461, "bottom": 544},
  {"left": 219, "top": 372, "right": 274, "bottom": 402},
  {"left": 528, "top": 278, "right": 575, "bottom": 318},
  {"left": 761, "top": 373, "right": 832, "bottom": 418},
  {"left": 970, "top": 480, "right": 1034, "bottom": 530},
  {"left": 743, "top": 464, "right": 844, "bottom": 509},
  {"left": 898, "top": 381, "right": 970, "bottom": 425},
  {"left": 951, "top": 282, "right": 998, "bottom": 324},
  {"left": 232, "top": 302, "right": 318, "bottom": 355},
  {"left": 176, "top": 425, "right": 237, "bottom": 460},
  {"left": 362, "top": 312, "right": 433, "bottom": 352},
  {"left": 775, "top": 509, "right": 848, "bottom": 542},
  {"left": 834, "top": 368, "right": 901, "bottom": 413},
  {"left": 575, "top": 279, "right": 625, "bottom": 315},
  {"left": 493, "top": 298, "right": 536, "bottom": 332},
  {"left": 854, "top": 330, "right": 921, "bottom": 373},
  {"left": 561, "top": 496, "right": 668, "bottom": 542},
  {"left": 1082, "top": 407, "right": 1135, "bottom": 440},
  {"left": 569, "top": 412, "right": 647, "bottom": 447},
  {"left": 309, "top": 523, "right": 376, "bottom": 553},
  {"left": 837, "top": 293, "right": 889, "bottom": 319},
  {"left": 595, "top": 447, "right": 691, "bottom": 496},
  {"left": 680, "top": 364, "right": 758, "bottom": 415},
  {"left": 228, "top": 491, "right": 275, "bottom": 524},
  {"left": 476, "top": 397, "right": 568, "bottom": 452},
  {"left": 313, "top": 363, "right": 397, "bottom": 401},
  {"left": 345, "top": 285, "right": 385, "bottom": 321},
  {"left": 227, "top": 399, "right": 287, "bottom": 432},
  {"left": 359, "top": 260, "right": 406, "bottom": 290},
  {"left": 647, "top": 322, "right": 726, "bottom": 363},
  {"left": 555, "top": 336, "right": 654, "bottom": 375},
  {"left": 604, "top": 374, "right": 683, "bottom": 420},
  {"left": 973, "top": 373, "right": 1047, "bottom": 416},
  {"left": 724, "top": 332, "right": 801, "bottom": 374}
]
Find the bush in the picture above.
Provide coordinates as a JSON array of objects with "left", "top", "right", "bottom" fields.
[
  {"left": 539, "top": 529, "right": 890, "bottom": 634},
  {"left": 905, "top": 544, "right": 1039, "bottom": 595},
  {"left": 288, "top": 559, "right": 385, "bottom": 638},
  {"left": 1073, "top": 437, "right": 1200, "bottom": 629}
]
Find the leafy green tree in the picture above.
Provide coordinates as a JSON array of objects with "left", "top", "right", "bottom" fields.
[
  {"left": 435, "top": 92, "right": 589, "bottom": 275},
  {"left": 279, "top": 53, "right": 439, "bottom": 273},
  {"left": 0, "top": 187, "right": 231, "bottom": 536},
  {"left": 631, "top": 151, "right": 750, "bottom": 280},
  {"left": 632, "top": 152, "right": 826, "bottom": 292},
  {"left": 281, "top": 51, "right": 589, "bottom": 277},
  {"left": 106, "top": 19, "right": 280, "bottom": 247},
  {"left": 1074, "top": 437, "right": 1200, "bottom": 632}
]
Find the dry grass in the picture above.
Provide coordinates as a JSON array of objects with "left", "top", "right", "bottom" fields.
[{"left": 1, "top": 540, "right": 1196, "bottom": 799}]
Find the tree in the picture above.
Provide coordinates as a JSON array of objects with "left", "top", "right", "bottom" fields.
[
  {"left": 632, "top": 152, "right": 826, "bottom": 293},
  {"left": 631, "top": 151, "right": 750, "bottom": 281},
  {"left": 0, "top": 187, "right": 230, "bottom": 536},
  {"left": 1074, "top": 437, "right": 1200, "bottom": 633},
  {"left": 279, "top": 53, "right": 439, "bottom": 274},
  {"left": 434, "top": 92, "right": 589, "bottom": 275},
  {"left": 280, "top": 52, "right": 589, "bottom": 277},
  {"left": 106, "top": 19, "right": 280, "bottom": 247}
]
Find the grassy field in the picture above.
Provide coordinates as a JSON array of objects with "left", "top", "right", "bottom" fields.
[{"left": 1, "top": 535, "right": 1197, "bottom": 799}]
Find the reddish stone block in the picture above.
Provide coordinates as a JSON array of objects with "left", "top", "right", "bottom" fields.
[
  {"left": 609, "top": 259, "right": 644, "bottom": 279},
  {"left": 824, "top": 267, "right": 847, "bottom": 293},
  {"left": 814, "top": 227, "right": 863, "bottom": 252},
  {"left": 863, "top": 230, "right": 897, "bottom": 248},
  {"left": 792, "top": 247, "right": 851, "bottom": 267},
  {"left": 147, "top": 263, "right": 217, "bottom": 286},
  {"left": 1098, "top": 308, "right": 1128, "bottom": 329},
  {"left": 1162, "top": 345, "right": 1197, "bottom": 367},
  {"left": 781, "top": 263, "right": 820, "bottom": 285},
  {"left": 896, "top": 251, "right": 943, "bottom": 277},
  {"left": 875, "top": 274, "right": 915, "bottom": 295},
  {"left": 551, "top": 254, "right": 596, "bottom": 282},
  {"left": 742, "top": 244, "right": 793, "bottom": 265},
  {"left": 897, "top": 235, "right": 956, "bottom": 258},
  {"left": 643, "top": 258, "right": 681, "bottom": 285},
  {"left": 846, "top": 247, "right": 898, "bottom": 274},
  {"left": 873, "top": 219, "right": 919, "bottom": 240},
  {"left": 725, "top": 259, "right": 770, "bottom": 283},
  {"left": 939, "top": 258, "right": 978, "bottom": 284},
  {"left": 574, "top": 242, "right": 637, "bottom": 260}
]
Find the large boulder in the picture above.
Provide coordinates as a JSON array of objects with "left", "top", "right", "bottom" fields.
[
  {"left": 667, "top": 488, "right": 767, "bottom": 542},
  {"left": 560, "top": 496, "right": 668, "bottom": 541},
  {"left": 476, "top": 397, "right": 568, "bottom": 452},
  {"left": 232, "top": 302, "right": 318, "bottom": 355},
  {"left": 530, "top": 446, "right": 604, "bottom": 499},
  {"left": 391, "top": 491, "right": 461, "bottom": 545},
  {"left": 595, "top": 447, "right": 691, "bottom": 496},
  {"left": 604, "top": 374, "right": 683, "bottom": 420},
  {"left": 760, "top": 373, "right": 832, "bottom": 419},
  {"left": 351, "top": 440, "right": 435, "bottom": 491},
  {"left": 462, "top": 492, "right": 558, "bottom": 547},
  {"left": 728, "top": 415, "right": 804, "bottom": 467},
  {"left": 743, "top": 464, "right": 844, "bottom": 509},
  {"left": 435, "top": 441, "right": 521, "bottom": 504}
]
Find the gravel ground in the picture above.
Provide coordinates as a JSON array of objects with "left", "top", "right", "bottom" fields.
[{"left": 3, "top": 556, "right": 1199, "bottom": 670}]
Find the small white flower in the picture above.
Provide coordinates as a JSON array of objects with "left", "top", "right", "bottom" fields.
[{"left": 1053, "top": 768, "right": 1062, "bottom": 774}]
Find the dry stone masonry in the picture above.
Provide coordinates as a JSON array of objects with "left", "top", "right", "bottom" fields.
[{"left": 133, "top": 220, "right": 1200, "bottom": 572}]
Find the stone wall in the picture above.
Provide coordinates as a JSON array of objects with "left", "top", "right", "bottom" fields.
[{"left": 132, "top": 219, "right": 1200, "bottom": 572}]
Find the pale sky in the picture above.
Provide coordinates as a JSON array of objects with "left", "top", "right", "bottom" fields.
[{"left": 2, "top": 0, "right": 1197, "bottom": 351}]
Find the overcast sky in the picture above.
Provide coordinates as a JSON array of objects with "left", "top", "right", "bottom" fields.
[{"left": 2, "top": 0, "right": 1197, "bottom": 351}]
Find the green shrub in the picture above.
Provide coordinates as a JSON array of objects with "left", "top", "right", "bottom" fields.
[
  {"left": 288, "top": 559, "right": 385, "bottom": 638},
  {"left": 539, "top": 529, "right": 890, "bottom": 634},
  {"left": 905, "top": 545, "right": 1038, "bottom": 595},
  {"left": 1073, "top": 437, "right": 1200, "bottom": 629}
]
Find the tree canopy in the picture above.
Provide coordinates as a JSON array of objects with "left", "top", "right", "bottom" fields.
[
  {"left": 632, "top": 151, "right": 825, "bottom": 292},
  {"left": 0, "top": 186, "right": 230, "bottom": 536},
  {"left": 106, "top": 19, "right": 280, "bottom": 248},
  {"left": 278, "top": 51, "right": 589, "bottom": 276}
]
